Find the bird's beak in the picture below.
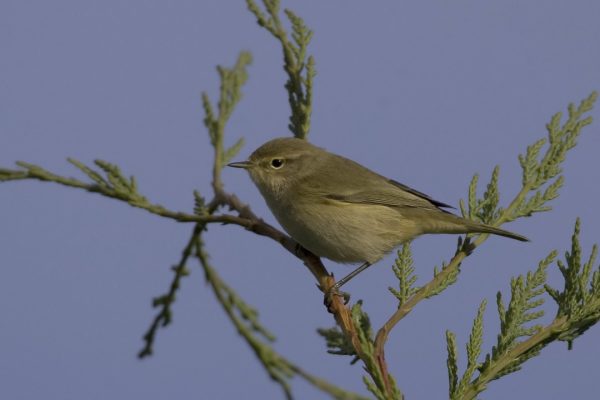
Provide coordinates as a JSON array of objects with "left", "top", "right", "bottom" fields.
[{"left": 227, "top": 160, "right": 253, "bottom": 169}]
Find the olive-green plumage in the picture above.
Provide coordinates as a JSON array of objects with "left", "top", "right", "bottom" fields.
[{"left": 229, "top": 137, "right": 528, "bottom": 266}]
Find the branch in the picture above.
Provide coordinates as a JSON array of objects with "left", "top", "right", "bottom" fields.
[
  {"left": 246, "top": 0, "right": 315, "bottom": 139},
  {"left": 372, "top": 91, "right": 597, "bottom": 388},
  {"left": 202, "top": 51, "right": 252, "bottom": 193},
  {"left": 0, "top": 48, "right": 358, "bottom": 397},
  {"left": 217, "top": 191, "right": 369, "bottom": 388},
  {"left": 196, "top": 230, "right": 368, "bottom": 400},
  {"left": 460, "top": 316, "right": 566, "bottom": 399},
  {"left": 244, "top": 2, "right": 398, "bottom": 394},
  {"left": 0, "top": 119, "right": 363, "bottom": 395},
  {"left": 447, "top": 219, "right": 600, "bottom": 399},
  {"left": 138, "top": 224, "right": 204, "bottom": 358}
]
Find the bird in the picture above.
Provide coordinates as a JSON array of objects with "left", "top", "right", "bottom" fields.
[{"left": 228, "top": 137, "right": 528, "bottom": 294}]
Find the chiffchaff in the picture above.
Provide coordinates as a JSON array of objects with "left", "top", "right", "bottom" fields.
[{"left": 229, "top": 137, "right": 528, "bottom": 293}]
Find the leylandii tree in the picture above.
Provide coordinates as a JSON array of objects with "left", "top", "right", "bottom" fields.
[{"left": 2, "top": 1, "right": 599, "bottom": 399}]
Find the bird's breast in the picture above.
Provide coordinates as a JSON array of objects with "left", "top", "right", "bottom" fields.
[{"left": 266, "top": 197, "right": 419, "bottom": 264}]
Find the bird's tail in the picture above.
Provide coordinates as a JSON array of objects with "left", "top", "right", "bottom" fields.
[
  {"left": 421, "top": 211, "right": 529, "bottom": 242},
  {"left": 463, "top": 221, "right": 529, "bottom": 242}
]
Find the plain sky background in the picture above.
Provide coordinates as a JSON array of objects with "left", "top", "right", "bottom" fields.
[{"left": 2, "top": 1, "right": 600, "bottom": 399}]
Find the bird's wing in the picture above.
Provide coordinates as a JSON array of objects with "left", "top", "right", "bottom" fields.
[
  {"left": 300, "top": 153, "right": 453, "bottom": 211},
  {"left": 324, "top": 185, "right": 450, "bottom": 211},
  {"left": 320, "top": 178, "right": 454, "bottom": 211},
  {"left": 387, "top": 179, "right": 454, "bottom": 209}
]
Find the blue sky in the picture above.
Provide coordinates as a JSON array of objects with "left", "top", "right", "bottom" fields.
[{"left": 2, "top": 1, "right": 599, "bottom": 399}]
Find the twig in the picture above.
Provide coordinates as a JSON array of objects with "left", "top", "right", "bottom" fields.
[
  {"left": 196, "top": 229, "right": 368, "bottom": 400},
  {"left": 372, "top": 92, "right": 597, "bottom": 386},
  {"left": 138, "top": 224, "right": 203, "bottom": 357},
  {"left": 461, "top": 315, "right": 568, "bottom": 399}
]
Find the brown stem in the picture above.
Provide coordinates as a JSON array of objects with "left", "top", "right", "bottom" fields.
[
  {"left": 376, "top": 352, "right": 393, "bottom": 398},
  {"left": 373, "top": 242, "right": 473, "bottom": 382},
  {"left": 212, "top": 188, "right": 366, "bottom": 364},
  {"left": 1, "top": 163, "right": 378, "bottom": 391}
]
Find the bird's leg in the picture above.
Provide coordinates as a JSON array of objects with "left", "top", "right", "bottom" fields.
[
  {"left": 333, "top": 261, "right": 373, "bottom": 290},
  {"left": 324, "top": 261, "right": 372, "bottom": 308}
]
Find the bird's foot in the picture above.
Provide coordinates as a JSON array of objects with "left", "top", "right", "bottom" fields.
[
  {"left": 294, "top": 243, "right": 305, "bottom": 258},
  {"left": 324, "top": 286, "right": 351, "bottom": 312}
]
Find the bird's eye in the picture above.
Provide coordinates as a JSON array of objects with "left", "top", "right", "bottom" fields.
[{"left": 270, "top": 158, "right": 285, "bottom": 169}]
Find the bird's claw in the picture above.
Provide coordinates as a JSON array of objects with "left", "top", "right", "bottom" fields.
[
  {"left": 294, "top": 243, "right": 305, "bottom": 258},
  {"left": 324, "top": 287, "right": 351, "bottom": 312}
]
